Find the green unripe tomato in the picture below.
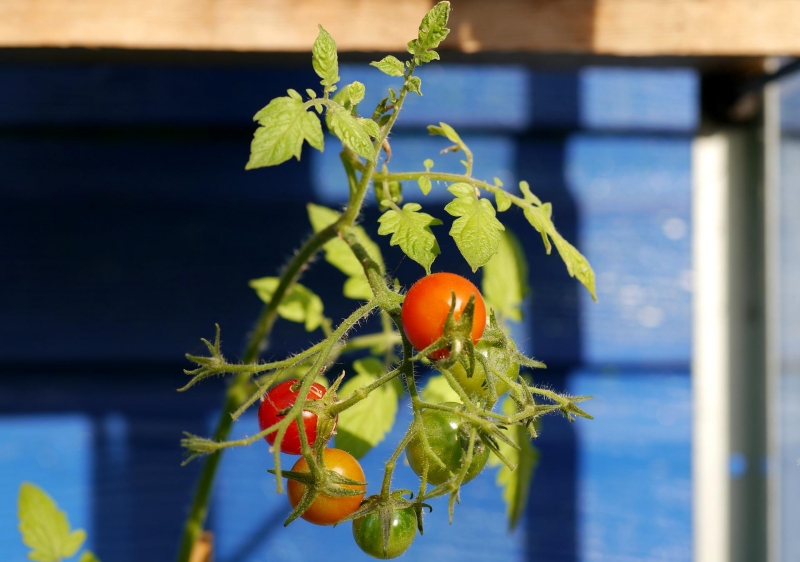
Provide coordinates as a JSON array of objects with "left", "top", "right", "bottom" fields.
[
  {"left": 352, "top": 507, "right": 417, "bottom": 559},
  {"left": 405, "top": 403, "right": 489, "bottom": 485},
  {"left": 448, "top": 342, "right": 517, "bottom": 399}
]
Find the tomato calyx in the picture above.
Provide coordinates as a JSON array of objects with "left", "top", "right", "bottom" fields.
[
  {"left": 350, "top": 493, "right": 425, "bottom": 559},
  {"left": 413, "top": 291, "right": 481, "bottom": 361}
]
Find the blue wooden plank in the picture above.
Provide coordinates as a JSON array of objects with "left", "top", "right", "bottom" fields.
[
  {"left": 0, "top": 415, "right": 94, "bottom": 562},
  {"left": 780, "top": 68, "right": 800, "bottom": 133},
  {"left": 0, "top": 64, "right": 697, "bottom": 131},
  {"left": 569, "top": 370, "right": 692, "bottom": 562}
]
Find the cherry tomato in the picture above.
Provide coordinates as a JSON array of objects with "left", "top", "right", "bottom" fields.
[
  {"left": 287, "top": 448, "right": 366, "bottom": 525},
  {"left": 352, "top": 507, "right": 417, "bottom": 559},
  {"left": 405, "top": 403, "right": 489, "bottom": 485},
  {"left": 258, "top": 379, "right": 332, "bottom": 455},
  {"left": 401, "top": 273, "right": 487, "bottom": 360},
  {"left": 448, "top": 341, "right": 517, "bottom": 399}
]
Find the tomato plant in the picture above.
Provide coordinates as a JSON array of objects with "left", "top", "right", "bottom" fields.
[
  {"left": 177, "top": 2, "right": 597, "bottom": 559},
  {"left": 352, "top": 507, "right": 417, "bottom": 559},
  {"left": 405, "top": 403, "right": 489, "bottom": 485},
  {"left": 258, "top": 379, "right": 332, "bottom": 455},
  {"left": 287, "top": 448, "right": 366, "bottom": 525},
  {"left": 401, "top": 272, "right": 487, "bottom": 360}
]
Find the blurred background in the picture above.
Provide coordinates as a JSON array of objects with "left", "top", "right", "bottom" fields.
[{"left": 0, "top": 1, "right": 797, "bottom": 561}]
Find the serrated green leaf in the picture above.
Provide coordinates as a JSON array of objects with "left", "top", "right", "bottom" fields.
[
  {"left": 247, "top": 96, "right": 317, "bottom": 169},
  {"left": 408, "top": 2, "right": 451, "bottom": 57},
  {"left": 312, "top": 25, "right": 340, "bottom": 89},
  {"left": 370, "top": 56, "right": 405, "bottom": 77},
  {"left": 80, "top": 551, "right": 101, "bottom": 562},
  {"left": 335, "top": 358, "right": 399, "bottom": 459},
  {"left": 307, "top": 204, "right": 384, "bottom": 300},
  {"left": 494, "top": 190, "right": 511, "bottom": 212},
  {"left": 377, "top": 203, "right": 442, "bottom": 274},
  {"left": 327, "top": 104, "right": 375, "bottom": 161},
  {"left": 357, "top": 117, "right": 380, "bottom": 138},
  {"left": 407, "top": 76, "right": 422, "bottom": 96},
  {"left": 445, "top": 186, "right": 505, "bottom": 271},
  {"left": 521, "top": 203, "right": 597, "bottom": 301},
  {"left": 300, "top": 111, "right": 324, "bottom": 152},
  {"left": 488, "top": 398, "right": 539, "bottom": 530},
  {"left": 18, "top": 482, "right": 87, "bottom": 562},
  {"left": 348, "top": 81, "right": 365, "bottom": 105},
  {"left": 482, "top": 229, "right": 529, "bottom": 322},
  {"left": 248, "top": 277, "right": 325, "bottom": 331},
  {"left": 421, "top": 375, "right": 461, "bottom": 403}
]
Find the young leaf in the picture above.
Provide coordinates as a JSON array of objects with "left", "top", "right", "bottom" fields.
[
  {"left": 347, "top": 81, "right": 366, "bottom": 106},
  {"left": 421, "top": 375, "right": 461, "bottom": 404},
  {"left": 370, "top": 55, "right": 405, "bottom": 77},
  {"left": 18, "top": 482, "right": 87, "bottom": 562},
  {"left": 488, "top": 398, "right": 539, "bottom": 530},
  {"left": 428, "top": 121, "right": 463, "bottom": 146},
  {"left": 482, "top": 229, "right": 529, "bottom": 322},
  {"left": 247, "top": 96, "right": 323, "bottom": 169},
  {"left": 377, "top": 203, "right": 442, "bottom": 274},
  {"left": 445, "top": 183, "right": 505, "bottom": 271},
  {"left": 335, "top": 358, "right": 399, "bottom": 459},
  {"left": 494, "top": 190, "right": 512, "bottom": 212},
  {"left": 248, "top": 277, "right": 325, "bottom": 331},
  {"left": 80, "top": 552, "right": 101, "bottom": 562},
  {"left": 407, "top": 1, "right": 451, "bottom": 64},
  {"left": 520, "top": 201, "right": 597, "bottom": 301},
  {"left": 327, "top": 104, "right": 376, "bottom": 161},
  {"left": 418, "top": 177, "right": 432, "bottom": 195},
  {"left": 407, "top": 76, "right": 422, "bottom": 96},
  {"left": 357, "top": 117, "right": 381, "bottom": 139},
  {"left": 312, "top": 25, "right": 340, "bottom": 90},
  {"left": 307, "top": 204, "right": 384, "bottom": 300}
]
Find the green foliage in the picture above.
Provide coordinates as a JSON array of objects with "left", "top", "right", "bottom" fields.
[
  {"left": 327, "top": 104, "right": 376, "bottom": 161},
  {"left": 248, "top": 277, "right": 325, "bottom": 331},
  {"left": 246, "top": 96, "right": 323, "bottom": 169},
  {"left": 407, "top": 76, "right": 422, "bottom": 96},
  {"left": 488, "top": 398, "right": 540, "bottom": 530},
  {"left": 377, "top": 203, "right": 442, "bottom": 274},
  {"left": 407, "top": 2, "right": 451, "bottom": 64},
  {"left": 17, "top": 483, "right": 91, "bottom": 562},
  {"left": 307, "top": 204, "right": 384, "bottom": 300},
  {"left": 312, "top": 25, "right": 340, "bottom": 92},
  {"left": 335, "top": 358, "right": 400, "bottom": 459},
  {"left": 79, "top": 552, "right": 100, "bottom": 562},
  {"left": 370, "top": 56, "right": 405, "bottom": 77},
  {"left": 445, "top": 182, "right": 505, "bottom": 271},
  {"left": 482, "top": 229, "right": 528, "bottom": 322}
]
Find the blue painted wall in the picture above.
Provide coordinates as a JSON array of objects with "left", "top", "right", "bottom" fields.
[{"left": 0, "top": 61, "right": 696, "bottom": 561}]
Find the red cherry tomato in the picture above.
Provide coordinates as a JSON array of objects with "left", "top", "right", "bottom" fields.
[
  {"left": 287, "top": 448, "right": 366, "bottom": 525},
  {"left": 401, "top": 272, "right": 487, "bottom": 360},
  {"left": 258, "top": 379, "right": 332, "bottom": 455}
]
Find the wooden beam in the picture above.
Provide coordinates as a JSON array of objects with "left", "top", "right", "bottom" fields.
[{"left": 0, "top": 0, "right": 798, "bottom": 56}]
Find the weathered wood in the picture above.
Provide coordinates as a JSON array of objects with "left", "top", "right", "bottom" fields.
[{"left": 0, "top": 0, "right": 798, "bottom": 55}]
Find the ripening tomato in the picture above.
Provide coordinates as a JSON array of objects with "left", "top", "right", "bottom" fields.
[
  {"left": 448, "top": 340, "right": 517, "bottom": 399},
  {"left": 258, "top": 379, "right": 333, "bottom": 455},
  {"left": 352, "top": 507, "right": 417, "bottom": 559},
  {"left": 401, "top": 273, "right": 486, "bottom": 360},
  {"left": 287, "top": 448, "right": 366, "bottom": 525},
  {"left": 405, "top": 403, "right": 489, "bottom": 485}
]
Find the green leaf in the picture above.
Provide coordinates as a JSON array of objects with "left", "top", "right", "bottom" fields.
[
  {"left": 407, "top": 1, "right": 451, "bottom": 64},
  {"left": 246, "top": 96, "right": 323, "bottom": 169},
  {"left": 370, "top": 56, "right": 405, "bottom": 77},
  {"left": 488, "top": 398, "right": 539, "bottom": 530},
  {"left": 248, "top": 277, "right": 325, "bottom": 331},
  {"left": 312, "top": 25, "right": 340, "bottom": 90},
  {"left": 357, "top": 117, "right": 381, "bottom": 138},
  {"left": 335, "top": 358, "right": 399, "bottom": 459},
  {"left": 494, "top": 190, "right": 511, "bottom": 212},
  {"left": 482, "top": 229, "right": 529, "bottom": 322},
  {"left": 445, "top": 183, "right": 505, "bottom": 271},
  {"left": 407, "top": 76, "right": 422, "bottom": 96},
  {"left": 417, "top": 177, "right": 432, "bottom": 195},
  {"left": 347, "top": 81, "right": 366, "bottom": 106},
  {"left": 327, "top": 104, "right": 376, "bottom": 161},
  {"left": 428, "top": 121, "right": 463, "bottom": 146},
  {"left": 377, "top": 203, "right": 442, "bottom": 274},
  {"left": 80, "top": 551, "right": 101, "bottom": 562},
  {"left": 18, "top": 482, "right": 87, "bottom": 562},
  {"left": 421, "top": 375, "right": 461, "bottom": 404},
  {"left": 519, "top": 201, "right": 597, "bottom": 301},
  {"left": 307, "top": 204, "right": 384, "bottom": 300}
]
